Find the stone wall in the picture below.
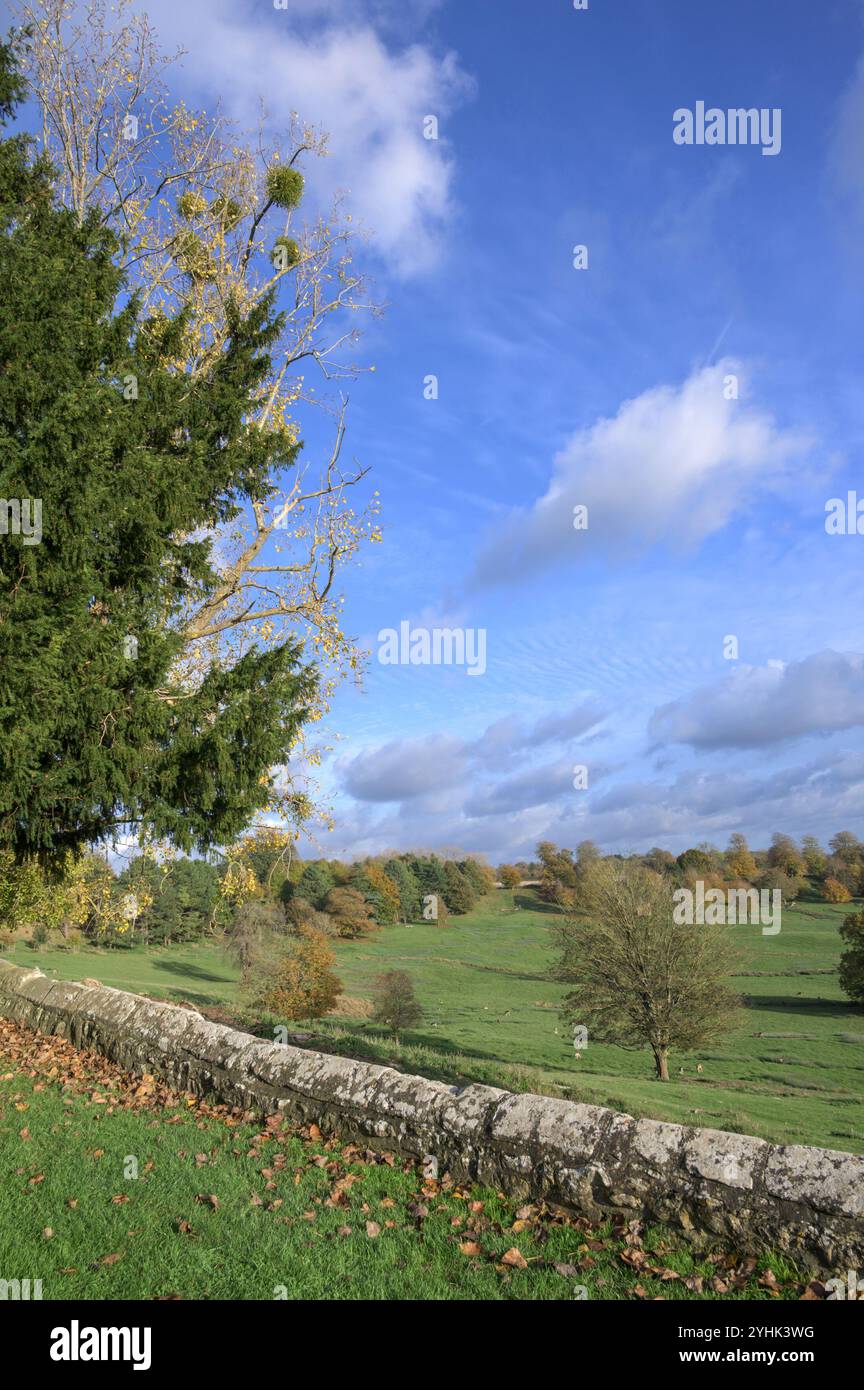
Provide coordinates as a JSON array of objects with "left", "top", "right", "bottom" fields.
[{"left": 0, "top": 957, "right": 861, "bottom": 1271}]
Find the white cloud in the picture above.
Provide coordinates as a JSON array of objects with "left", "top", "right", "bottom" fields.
[
  {"left": 649, "top": 651, "right": 864, "bottom": 750},
  {"left": 470, "top": 361, "right": 813, "bottom": 587},
  {"left": 339, "top": 732, "right": 466, "bottom": 801},
  {"left": 139, "top": 0, "right": 473, "bottom": 275}
]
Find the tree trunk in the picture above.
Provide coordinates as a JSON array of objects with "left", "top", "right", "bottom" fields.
[{"left": 653, "top": 1046, "right": 670, "bottom": 1082}]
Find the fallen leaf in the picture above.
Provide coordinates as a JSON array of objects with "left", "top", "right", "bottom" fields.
[{"left": 501, "top": 1247, "right": 528, "bottom": 1270}]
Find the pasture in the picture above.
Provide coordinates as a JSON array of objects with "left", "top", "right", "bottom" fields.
[{"left": 6, "top": 887, "right": 863, "bottom": 1153}]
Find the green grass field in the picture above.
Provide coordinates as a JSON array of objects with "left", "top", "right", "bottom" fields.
[
  {"left": 6, "top": 887, "right": 863, "bottom": 1153},
  {"left": 0, "top": 1019, "right": 800, "bottom": 1301}
]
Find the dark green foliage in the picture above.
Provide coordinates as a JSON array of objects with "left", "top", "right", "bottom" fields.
[
  {"left": 240, "top": 836, "right": 296, "bottom": 902},
  {"left": 349, "top": 863, "right": 397, "bottom": 925},
  {"left": 266, "top": 165, "right": 304, "bottom": 210},
  {"left": 409, "top": 854, "right": 448, "bottom": 904},
  {"left": 839, "top": 909, "right": 864, "bottom": 1005},
  {"left": 271, "top": 235, "right": 300, "bottom": 269},
  {"left": 292, "top": 861, "right": 335, "bottom": 910},
  {"left": 676, "top": 848, "right": 713, "bottom": 876},
  {"left": 382, "top": 857, "right": 422, "bottom": 923},
  {"left": 0, "top": 56, "right": 316, "bottom": 860},
  {"left": 443, "top": 861, "right": 475, "bottom": 915},
  {"left": 458, "top": 858, "right": 487, "bottom": 900},
  {"left": 117, "top": 857, "right": 224, "bottom": 945}
]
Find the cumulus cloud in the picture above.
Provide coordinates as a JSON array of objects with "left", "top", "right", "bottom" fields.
[
  {"left": 324, "top": 749, "right": 864, "bottom": 862},
  {"left": 468, "top": 699, "right": 605, "bottom": 767},
  {"left": 463, "top": 758, "right": 578, "bottom": 817},
  {"left": 470, "top": 361, "right": 813, "bottom": 588},
  {"left": 142, "top": 0, "right": 473, "bottom": 274},
  {"left": 649, "top": 651, "right": 864, "bottom": 751},
  {"left": 340, "top": 733, "right": 466, "bottom": 801},
  {"left": 337, "top": 696, "right": 605, "bottom": 806}
]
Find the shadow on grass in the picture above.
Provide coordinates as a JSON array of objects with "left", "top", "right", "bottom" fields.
[
  {"left": 151, "top": 959, "right": 235, "bottom": 986},
  {"left": 513, "top": 894, "right": 562, "bottom": 916},
  {"left": 743, "top": 995, "right": 857, "bottom": 1019}
]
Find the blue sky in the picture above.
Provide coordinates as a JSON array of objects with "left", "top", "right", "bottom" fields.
[{"left": 17, "top": 0, "right": 864, "bottom": 862}]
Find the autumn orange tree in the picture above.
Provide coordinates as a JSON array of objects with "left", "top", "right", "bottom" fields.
[{"left": 250, "top": 928, "right": 342, "bottom": 1023}]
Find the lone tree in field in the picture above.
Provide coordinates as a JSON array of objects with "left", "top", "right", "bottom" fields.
[
  {"left": 373, "top": 970, "right": 423, "bottom": 1039},
  {"left": 553, "top": 859, "right": 742, "bottom": 1082},
  {"left": 839, "top": 908, "right": 864, "bottom": 1006},
  {"left": 250, "top": 928, "right": 341, "bottom": 1023}
]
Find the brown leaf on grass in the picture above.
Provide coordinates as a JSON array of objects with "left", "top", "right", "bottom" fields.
[
  {"left": 337, "top": 1225, "right": 353, "bottom": 1237},
  {"left": 511, "top": 1219, "right": 531, "bottom": 1234},
  {"left": 42, "top": 1227, "right": 53, "bottom": 1239},
  {"left": 620, "top": 1248, "right": 647, "bottom": 1268},
  {"left": 684, "top": 1275, "right": 704, "bottom": 1293},
  {"left": 501, "top": 1247, "right": 528, "bottom": 1270},
  {"left": 174, "top": 1220, "right": 194, "bottom": 1236},
  {"left": 800, "top": 1281, "right": 828, "bottom": 1300},
  {"left": 554, "top": 1262, "right": 580, "bottom": 1278},
  {"left": 459, "top": 1241, "right": 482, "bottom": 1257},
  {"left": 308, "top": 1124, "right": 322, "bottom": 1141},
  {"left": 67, "top": 1198, "right": 78, "bottom": 1209},
  {"left": 194, "top": 1193, "right": 220, "bottom": 1210},
  {"left": 28, "top": 1173, "right": 45, "bottom": 1185},
  {"left": 98, "top": 1253, "right": 123, "bottom": 1266},
  {"left": 111, "top": 1194, "right": 130, "bottom": 1205},
  {"left": 18, "top": 1127, "right": 30, "bottom": 1140},
  {"left": 711, "top": 1277, "right": 730, "bottom": 1294},
  {"left": 365, "top": 1221, "right": 381, "bottom": 1238}
]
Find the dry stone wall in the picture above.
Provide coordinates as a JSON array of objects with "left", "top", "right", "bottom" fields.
[{"left": 1, "top": 957, "right": 861, "bottom": 1271}]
